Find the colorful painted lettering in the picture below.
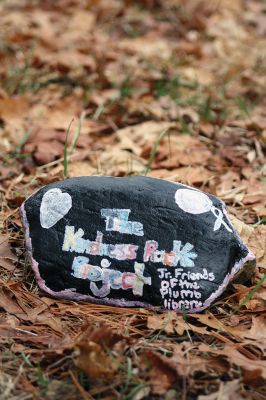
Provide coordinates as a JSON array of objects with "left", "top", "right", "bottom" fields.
[
  {"left": 62, "top": 226, "right": 139, "bottom": 261},
  {"left": 143, "top": 240, "right": 197, "bottom": 267},
  {"left": 101, "top": 209, "right": 144, "bottom": 236},
  {"left": 71, "top": 256, "right": 151, "bottom": 297}
]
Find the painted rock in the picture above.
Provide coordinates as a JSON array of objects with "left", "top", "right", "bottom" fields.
[{"left": 20, "top": 176, "right": 255, "bottom": 312}]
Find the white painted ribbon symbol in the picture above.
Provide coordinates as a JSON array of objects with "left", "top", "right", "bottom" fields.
[
  {"left": 210, "top": 206, "right": 232, "bottom": 233},
  {"left": 175, "top": 188, "right": 232, "bottom": 233}
]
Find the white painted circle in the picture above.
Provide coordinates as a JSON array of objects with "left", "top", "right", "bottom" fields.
[{"left": 175, "top": 188, "right": 212, "bottom": 214}]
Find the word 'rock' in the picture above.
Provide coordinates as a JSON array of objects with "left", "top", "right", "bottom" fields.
[{"left": 20, "top": 176, "right": 255, "bottom": 312}]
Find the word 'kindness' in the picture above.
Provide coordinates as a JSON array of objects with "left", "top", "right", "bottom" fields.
[
  {"left": 62, "top": 225, "right": 198, "bottom": 268},
  {"left": 63, "top": 227, "right": 138, "bottom": 260}
]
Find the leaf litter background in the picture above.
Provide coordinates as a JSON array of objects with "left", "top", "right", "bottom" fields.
[{"left": 0, "top": 0, "right": 266, "bottom": 399}]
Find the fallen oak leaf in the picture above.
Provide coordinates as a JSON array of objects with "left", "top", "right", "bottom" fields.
[
  {"left": 198, "top": 379, "right": 243, "bottom": 400},
  {"left": 144, "top": 347, "right": 207, "bottom": 395},
  {"left": 74, "top": 325, "right": 129, "bottom": 380},
  {"left": 172, "top": 346, "right": 207, "bottom": 376},
  {"left": 198, "top": 343, "right": 266, "bottom": 379},
  {"left": 241, "top": 316, "right": 266, "bottom": 352},
  {"left": 0, "top": 324, "right": 65, "bottom": 348},
  {"left": 228, "top": 214, "right": 254, "bottom": 245},
  {"left": 232, "top": 274, "right": 266, "bottom": 314},
  {"left": 0, "top": 287, "right": 29, "bottom": 321},
  {"left": 248, "top": 225, "right": 266, "bottom": 266},
  {"left": 191, "top": 313, "right": 246, "bottom": 338},
  {"left": 35, "top": 312, "right": 64, "bottom": 335},
  {"left": 147, "top": 311, "right": 175, "bottom": 334},
  {"left": 242, "top": 368, "right": 265, "bottom": 389},
  {"left": 147, "top": 312, "right": 208, "bottom": 336},
  {"left": 0, "top": 283, "right": 63, "bottom": 334},
  {"left": 23, "top": 127, "right": 93, "bottom": 166},
  {"left": 191, "top": 313, "right": 265, "bottom": 359},
  {"left": 74, "top": 340, "right": 119, "bottom": 380},
  {"left": 143, "top": 351, "right": 178, "bottom": 395},
  {"left": 0, "top": 234, "right": 18, "bottom": 271},
  {"left": 0, "top": 236, "right": 13, "bottom": 259}
]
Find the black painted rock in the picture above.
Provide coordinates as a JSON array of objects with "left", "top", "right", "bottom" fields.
[{"left": 20, "top": 176, "right": 255, "bottom": 312}]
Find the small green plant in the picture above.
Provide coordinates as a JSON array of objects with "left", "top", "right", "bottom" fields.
[
  {"left": 180, "top": 116, "right": 191, "bottom": 134},
  {"left": 77, "top": 371, "right": 90, "bottom": 390},
  {"left": 13, "top": 128, "right": 33, "bottom": 157},
  {"left": 142, "top": 128, "right": 170, "bottom": 176},
  {"left": 182, "top": 304, "right": 188, "bottom": 321},
  {"left": 232, "top": 273, "right": 266, "bottom": 314},
  {"left": 5, "top": 41, "right": 36, "bottom": 94},
  {"left": 118, "top": 357, "right": 133, "bottom": 396},
  {"left": 93, "top": 94, "right": 118, "bottom": 121},
  {"left": 21, "top": 353, "right": 33, "bottom": 367},
  {"left": 70, "top": 112, "right": 84, "bottom": 154},
  {"left": 93, "top": 103, "right": 107, "bottom": 120},
  {"left": 119, "top": 76, "right": 135, "bottom": 98},
  {"left": 63, "top": 118, "right": 74, "bottom": 178},
  {"left": 236, "top": 96, "right": 251, "bottom": 118},
  {"left": 122, "top": 384, "right": 148, "bottom": 400},
  {"left": 253, "top": 217, "right": 266, "bottom": 227},
  {"left": 154, "top": 76, "right": 180, "bottom": 98},
  {"left": 21, "top": 354, "right": 49, "bottom": 388},
  {"left": 198, "top": 96, "right": 213, "bottom": 121}
]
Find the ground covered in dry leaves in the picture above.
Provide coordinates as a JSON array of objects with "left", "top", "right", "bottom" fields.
[{"left": 0, "top": 1, "right": 266, "bottom": 399}]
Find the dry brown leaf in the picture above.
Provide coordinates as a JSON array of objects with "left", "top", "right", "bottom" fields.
[
  {"left": 228, "top": 215, "right": 254, "bottom": 245},
  {"left": 144, "top": 351, "right": 179, "bottom": 395},
  {"left": 157, "top": 135, "right": 212, "bottom": 168},
  {"left": 147, "top": 312, "right": 175, "bottom": 334},
  {"left": 242, "top": 316, "right": 266, "bottom": 352},
  {"left": 74, "top": 325, "right": 127, "bottom": 380},
  {"left": 248, "top": 225, "right": 266, "bottom": 266},
  {"left": 75, "top": 340, "right": 119, "bottom": 380},
  {"left": 145, "top": 347, "right": 207, "bottom": 395},
  {"left": 147, "top": 312, "right": 208, "bottom": 336},
  {"left": 119, "top": 36, "right": 173, "bottom": 59},
  {"left": 198, "top": 343, "right": 266, "bottom": 379},
  {"left": 192, "top": 313, "right": 240, "bottom": 335},
  {"left": 0, "top": 235, "right": 17, "bottom": 271},
  {"left": 171, "top": 166, "right": 213, "bottom": 185},
  {"left": 115, "top": 121, "right": 176, "bottom": 156},
  {"left": 36, "top": 312, "right": 63, "bottom": 335},
  {"left": 0, "top": 288, "right": 29, "bottom": 321},
  {"left": 0, "top": 96, "right": 29, "bottom": 121},
  {"left": 46, "top": 380, "right": 80, "bottom": 400},
  {"left": 198, "top": 380, "right": 243, "bottom": 400}
]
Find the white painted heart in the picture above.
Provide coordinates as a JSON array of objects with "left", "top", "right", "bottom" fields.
[{"left": 40, "top": 188, "right": 72, "bottom": 229}]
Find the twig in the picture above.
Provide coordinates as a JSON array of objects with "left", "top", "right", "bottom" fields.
[{"left": 69, "top": 370, "right": 93, "bottom": 400}]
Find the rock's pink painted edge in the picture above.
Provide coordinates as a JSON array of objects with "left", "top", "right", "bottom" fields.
[{"left": 20, "top": 202, "right": 255, "bottom": 313}]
